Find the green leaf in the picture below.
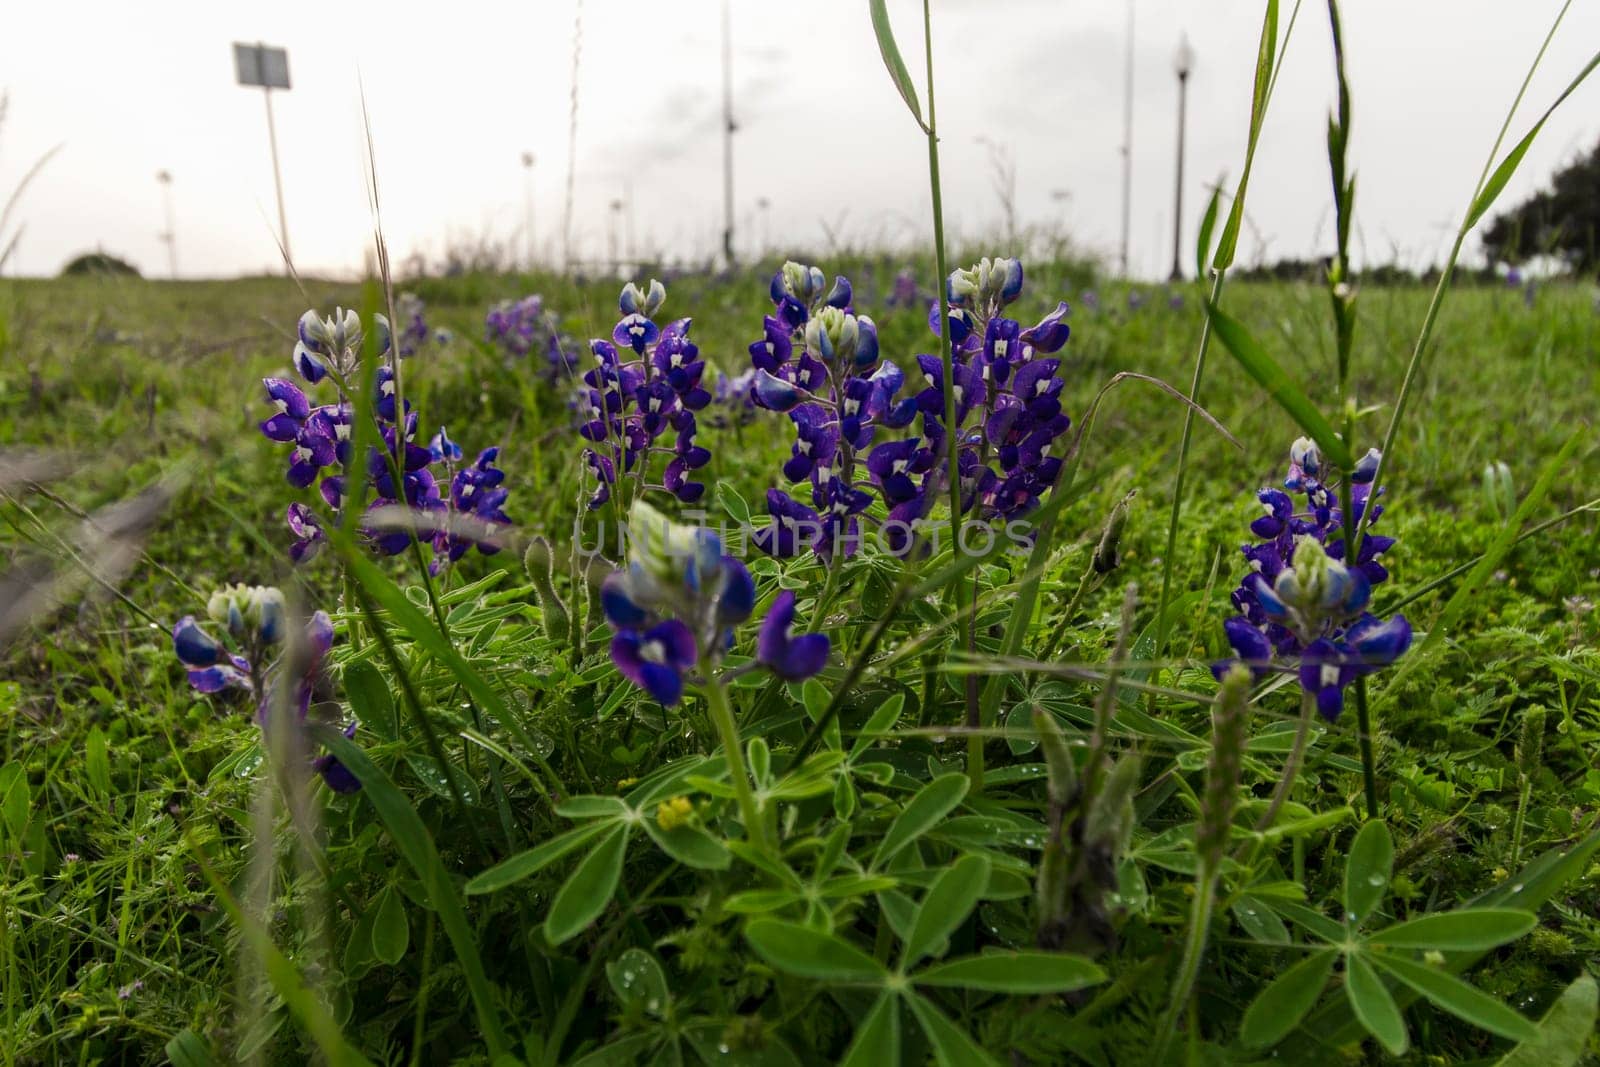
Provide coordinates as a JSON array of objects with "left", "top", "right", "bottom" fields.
[
  {"left": 1204, "top": 302, "right": 1353, "bottom": 470},
  {"left": 84, "top": 727, "right": 110, "bottom": 797},
  {"left": 641, "top": 817, "right": 731, "bottom": 871},
  {"left": 1240, "top": 949, "right": 1338, "bottom": 1049},
  {"left": 744, "top": 919, "right": 887, "bottom": 983},
  {"left": 164, "top": 1029, "right": 220, "bottom": 1067},
  {"left": 465, "top": 820, "right": 611, "bottom": 894},
  {"left": 369, "top": 886, "right": 409, "bottom": 965},
  {"left": 901, "top": 853, "right": 989, "bottom": 967},
  {"left": 874, "top": 773, "right": 969, "bottom": 867},
  {"left": 868, "top": 0, "right": 927, "bottom": 133},
  {"left": 557, "top": 795, "right": 631, "bottom": 820},
  {"left": 312, "top": 726, "right": 509, "bottom": 1056},
  {"left": 545, "top": 825, "right": 630, "bottom": 945},
  {"left": 1213, "top": 0, "right": 1279, "bottom": 269},
  {"left": 914, "top": 951, "right": 1105, "bottom": 994},
  {"left": 342, "top": 661, "right": 396, "bottom": 741},
  {"left": 606, "top": 948, "right": 669, "bottom": 1015},
  {"left": 1496, "top": 973, "right": 1599, "bottom": 1067},
  {"left": 851, "top": 693, "right": 905, "bottom": 757},
  {"left": 839, "top": 992, "right": 901, "bottom": 1067},
  {"left": 1344, "top": 819, "right": 1394, "bottom": 925},
  {"left": 905, "top": 991, "right": 1002, "bottom": 1067},
  {"left": 1368, "top": 908, "right": 1536, "bottom": 951},
  {"left": 1465, "top": 50, "right": 1600, "bottom": 229},
  {"left": 1370, "top": 953, "right": 1536, "bottom": 1043},
  {"left": 1195, "top": 181, "right": 1222, "bottom": 280},
  {"left": 1290, "top": 829, "right": 1600, "bottom": 1056},
  {"left": 1345, "top": 952, "right": 1408, "bottom": 1057}
]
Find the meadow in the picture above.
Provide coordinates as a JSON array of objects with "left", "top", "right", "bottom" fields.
[{"left": 3, "top": 3, "right": 1600, "bottom": 1065}]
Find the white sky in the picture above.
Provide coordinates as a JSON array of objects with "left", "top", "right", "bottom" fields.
[{"left": 2, "top": 0, "right": 1597, "bottom": 279}]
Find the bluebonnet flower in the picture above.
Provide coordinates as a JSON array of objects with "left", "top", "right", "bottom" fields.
[
  {"left": 868, "top": 257, "right": 1074, "bottom": 544},
  {"left": 885, "top": 267, "right": 931, "bottom": 311},
  {"left": 579, "top": 281, "right": 712, "bottom": 513},
  {"left": 600, "top": 501, "right": 828, "bottom": 706},
  {"left": 261, "top": 309, "right": 511, "bottom": 571},
  {"left": 1216, "top": 439, "right": 1410, "bottom": 721},
  {"left": 486, "top": 293, "right": 576, "bottom": 380},
  {"left": 171, "top": 587, "right": 360, "bottom": 792},
  {"left": 427, "top": 445, "right": 513, "bottom": 575},
  {"left": 393, "top": 292, "right": 433, "bottom": 359},
  {"left": 704, "top": 368, "right": 758, "bottom": 430},
  {"left": 746, "top": 261, "right": 916, "bottom": 561}
]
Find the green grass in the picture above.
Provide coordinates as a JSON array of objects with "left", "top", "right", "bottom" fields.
[{"left": 2, "top": 263, "right": 1598, "bottom": 1064}]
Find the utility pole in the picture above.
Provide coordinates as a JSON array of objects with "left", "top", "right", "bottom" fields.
[
  {"left": 721, "top": 0, "right": 736, "bottom": 268},
  {"left": 1119, "top": 0, "right": 1134, "bottom": 277},
  {"left": 233, "top": 43, "right": 293, "bottom": 270},
  {"left": 522, "top": 151, "right": 537, "bottom": 270},
  {"left": 1169, "top": 34, "right": 1194, "bottom": 283},
  {"left": 156, "top": 170, "right": 177, "bottom": 279}
]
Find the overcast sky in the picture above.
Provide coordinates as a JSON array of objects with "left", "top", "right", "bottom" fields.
[{"left": 2, "top": 1, "right": 1597, "bottom": 280}]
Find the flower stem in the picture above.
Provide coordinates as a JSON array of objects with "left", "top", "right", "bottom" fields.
[
  {"left": 917, "top": 0, "right": 979, "bottom": 791},
  {"left": 703, "top": 674, "right": 771, "bottom": 855},
  {"left": 1252, "top": 691, "right": 1315, "bottom": 834}
]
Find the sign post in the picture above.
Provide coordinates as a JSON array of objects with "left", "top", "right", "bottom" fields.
[{"left": 233, "top": 42, "right": 293, "bottom": 268}]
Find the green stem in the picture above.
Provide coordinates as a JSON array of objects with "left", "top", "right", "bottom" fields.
[
  {"left": 703, "top": 674, "right": 771, "bottom": 855},
  {"left": 1252, "top": 691, "right": 1315, "bottom": 834},
  {"left": 1153, "top": 269, "right": 1227, "bottom": 661},
  {"left": 1152, "top": 874, "right": 1218, "bottom": 1062},
  {"left": 917, "top": 0, "right": 979, "bottom": 790}
]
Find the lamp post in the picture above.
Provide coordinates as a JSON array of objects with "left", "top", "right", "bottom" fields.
[
  {"left": 521, "top": 151, "right": 536, "bottom": 271},
  {"left": 155, "top": 170, "right": 177, "bottom": 279},
  {"left": 1168, "top": 34, "right": 1194, "bottom": 282}
]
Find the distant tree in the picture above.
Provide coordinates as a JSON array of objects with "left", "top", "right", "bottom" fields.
[
  {"left": 60, "top": 251, "right": 140, "bottom": 277},
  {"left": 1481, "top": 139, "right": 1600, "bottom": 272}
]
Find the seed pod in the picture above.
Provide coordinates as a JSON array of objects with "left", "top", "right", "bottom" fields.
[
  {"left": 1516, "top": 705, "right": 1546, "bottom": 783},
  {"left": 1092, "top": 490, "right": 1136, "bottom": 575},
  {"left": 1197, "top": 664, "right": 1252, "bottom": 872},
  {"left": 523, "top": 535, "right": 570, "bottom": 642}
]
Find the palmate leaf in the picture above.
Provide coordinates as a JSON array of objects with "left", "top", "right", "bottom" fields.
[
  {"left": 901, "top": 854, "right": 989, "bottom": 967},
  {"left": 914, "top": 951, "right": 1105, "bottom": 994},
  {"left": 1344, "top": 819, "right": 1394, "bottom": 925},
  {"left": 838, "top": 993, "right": 901, "bottom": 1067},
  {"left": 744, "top": 919, "right": 887, "bottom": 983},
  {"left": 1287, "top": 828, "right": 1600, "bottom": 1055},
  {"left": 1345, "top": 952, "right": 1408, "bottom": 1057},
  {"left": 874, "top": 773, "right": 968, "bottom": 867},
  {"left": 1240, "top": 949, "right": 1338, "bottom": 1049},
  {"left": 906, "top": 992, "right": 1002, "bottom": 1067},
  {"left": 545, "top": 824, "right": 631, "bottom": 944},
  {"left": 464, "top": 820, "right": 612, "bottom": 895},
  {"left": 1367, "top": 908, "right": 1536, "bottom": 951},
  {"left": 1369, "top": 953, "right": 1537, "bottom": 1043}
]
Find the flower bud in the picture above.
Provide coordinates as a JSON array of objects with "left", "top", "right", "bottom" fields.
[
  {"left": 206, "top": 584, "right": 286, "bottom": 645},
  {"left": 1197, "top": 664, "right": 1252, "bottom": 871},
  {"left": 1093, "top": 491, "right": 1135, "bottom": 575},
  {"left": 804, "top": 307, "right": 859, "bottom": 365},
  {"left": 619, "top": 279, "right": 666, "bottom": 318},
  {"left": 523, "top": 535, "right": 571, "bottom": 642}
]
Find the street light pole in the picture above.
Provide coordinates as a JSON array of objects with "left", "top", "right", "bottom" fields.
[
  {"left": 1119, "top": 0, "right": 1134, "bottom": 277},
  {"left": 262, "top": 82, "right": 291, "bottom": 267},
  {"left": 156, "top": 170, "right": 177, "bottom": 279},
  {"left": 721, "top": 0, "right": 736, "bottom": 268},
  {"left": 1169, "top": 34, "right": 1194, "bottom": 282}
]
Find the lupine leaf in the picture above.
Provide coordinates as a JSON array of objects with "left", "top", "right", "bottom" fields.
[
  {"left": 545, "top": 825, "right": 630, "bottom": 944},
  {"left": 1345, "top": 952, "right": 1408, "bottom": 1056},
  {"left": 874, "top": 773, "right": 968, "bottom": 867},
  {"left": 1371, "top": 953, "right": 1537, "bottom": 1043},
  {"left": 744, "top": 919, "right": 886, "bottom": 983},
  {"left": 1344, "top": 819, "right": 1393, "bottom": 925},
  {"left": 1240, "top": 949, "right": 1338, "bottom": 1048}
]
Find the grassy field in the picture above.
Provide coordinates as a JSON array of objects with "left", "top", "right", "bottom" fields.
[{"left": 2, "top": 262, "right": 1598, "bottom": 1065}]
